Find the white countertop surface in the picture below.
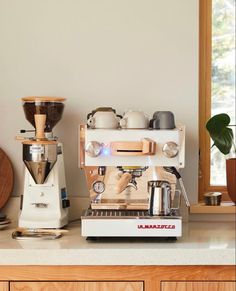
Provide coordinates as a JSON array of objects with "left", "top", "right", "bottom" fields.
[{"left": 0, "top": 221, "right": 235, "bottom": 265}]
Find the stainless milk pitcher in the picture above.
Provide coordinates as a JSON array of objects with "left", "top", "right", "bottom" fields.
[{"left": 148, "top": 180, "right": 180, "bottom": 216}]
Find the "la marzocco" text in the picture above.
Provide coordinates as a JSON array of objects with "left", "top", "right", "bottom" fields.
[{"left": 137, "top": 224, "right": 175, "bottom": 229}]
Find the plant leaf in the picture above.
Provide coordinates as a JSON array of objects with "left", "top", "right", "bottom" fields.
[
  {"left": 206, "top": 113, "right": 233, "bottom": 155},
  {"left": 206, "top": 113, "right": 230, "bottom": 135},
  {"left": 212, "top": 127, "right": 234, "bottom": 155}
]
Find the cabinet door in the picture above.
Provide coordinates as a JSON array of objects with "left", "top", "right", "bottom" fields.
[
  {"left": 10, "top": 281, "right": 143, "bottom": 291},
  {"left": 161, "top": 281, "right": 236, "bottom": 291},
  {"left": 0, "top": 282, "right": 8, "bottom": 291}
]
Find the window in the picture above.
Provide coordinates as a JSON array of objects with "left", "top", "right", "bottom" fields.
[{"left": 199, "top": 0, "right": 235, "bottom": 201}]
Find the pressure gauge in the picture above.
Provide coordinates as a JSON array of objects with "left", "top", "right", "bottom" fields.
[{"left": 92, "top": 181, "right": 105, "bottom": 194}]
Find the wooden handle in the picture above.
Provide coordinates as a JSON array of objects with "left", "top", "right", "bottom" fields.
[
  {"left": 111, "top": 139, "right": 156, "bottom": 156},
  {"left": 34, "top": 114, "right": 46, "bottom": 140},
  {"left": 115, "top": 172, "right": 132, "bottom": 194},
  {"left": 142, "top": 138, "right": 156, "bottom": 154},
  {"left": 15, "top": 136, "right": 27, "bottom": 141},
  {"left": 79, "top": 125, "right": 85, "bottom": 168}
]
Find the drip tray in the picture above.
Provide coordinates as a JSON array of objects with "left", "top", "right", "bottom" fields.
[
  {"left": 82, "top": 209, "right": 180, "bottom": 219},
  {"left": 82, "top": 209, "right": 182, "bottom": 237}
]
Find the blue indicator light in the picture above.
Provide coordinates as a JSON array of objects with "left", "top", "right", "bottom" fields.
[{"left": 102, "top": 148, "right": 110, "bottom": 156}]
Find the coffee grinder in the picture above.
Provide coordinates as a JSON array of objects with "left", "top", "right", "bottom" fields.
[{"left": 17, "top": 97, "right": 70, "bottom": 229}]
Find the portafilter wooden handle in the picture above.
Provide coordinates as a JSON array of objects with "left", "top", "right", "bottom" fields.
[{"left": 115, "top": 172, "right": 132, "bottom": 194}]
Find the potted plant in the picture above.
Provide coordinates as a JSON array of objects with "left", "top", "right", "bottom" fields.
[{"left": 206, "top": 113, "right": 236, "bottom": 204}]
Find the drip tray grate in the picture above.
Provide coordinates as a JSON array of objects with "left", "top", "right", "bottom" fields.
[{"left": 83, "top": 209, "right": 149, "bottom": 218}]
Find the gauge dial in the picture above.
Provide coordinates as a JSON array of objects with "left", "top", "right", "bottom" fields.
[{"left": 92, "top": 181, "right": 105, "bottom": 194}]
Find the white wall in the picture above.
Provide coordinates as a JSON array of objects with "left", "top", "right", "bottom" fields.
[{"left": 0, "top": 0, "right": 199, "bottom": 203}]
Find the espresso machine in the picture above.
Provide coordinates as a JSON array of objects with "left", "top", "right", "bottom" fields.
[
  {"left": 79, "top": 108, "right": 190, "bottom": 238},
  {"left": 17, "top": 97, "right": 70, "bottom": 229}
]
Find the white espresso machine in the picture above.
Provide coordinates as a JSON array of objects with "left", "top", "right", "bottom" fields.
[
  {"left": 79, "top": 108, "right": 190, "bottom": 238},
  {"left": 17, "top": 97, "right": 70, "bottom": 229}
]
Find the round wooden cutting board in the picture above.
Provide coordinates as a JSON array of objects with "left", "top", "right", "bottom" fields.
[{"left": 0, "top": 148, "right": 14, "bottom": 209}]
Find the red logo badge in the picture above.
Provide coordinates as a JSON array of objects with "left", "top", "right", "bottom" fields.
[{"left": 137, "top": 224, "right": 175, "bottom": 229}]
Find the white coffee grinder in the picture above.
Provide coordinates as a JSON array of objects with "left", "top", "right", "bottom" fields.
[{"left": 17, "top": 97, "right": 70, "bottom": 229}]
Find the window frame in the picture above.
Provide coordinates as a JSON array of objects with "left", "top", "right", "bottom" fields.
[{"left": 199, "top": 0, "right": 230, "bottom": 201}]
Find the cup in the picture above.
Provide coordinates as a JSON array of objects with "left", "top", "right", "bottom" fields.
[
  {"left": 149, "top": 111, "right": 175, "bottom": 129},
  {"left": 204, "top": 192, "right": 222, "bottom": 206},
  {"left": 87, "top": 109, "right": 121, "bottom": 129},
  {"left": 119, "top": 110, "right": 149, "bottom": 129}
]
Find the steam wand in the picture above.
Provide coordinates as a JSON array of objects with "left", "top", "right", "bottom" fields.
[{"left": 163, "top": 166, "right": 190, "bottom": 207}]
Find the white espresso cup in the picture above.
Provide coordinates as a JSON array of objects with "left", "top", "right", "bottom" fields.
[
  {"left": 119, "top": 110, "right": 149, "bottom": 129},
  {"left": 87, "top": 111, "right": 121, "bottom": 129}
]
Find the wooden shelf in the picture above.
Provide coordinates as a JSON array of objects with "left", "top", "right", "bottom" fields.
[{"left": 190, "top": 202, "right": 236, "bottom": 214}]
